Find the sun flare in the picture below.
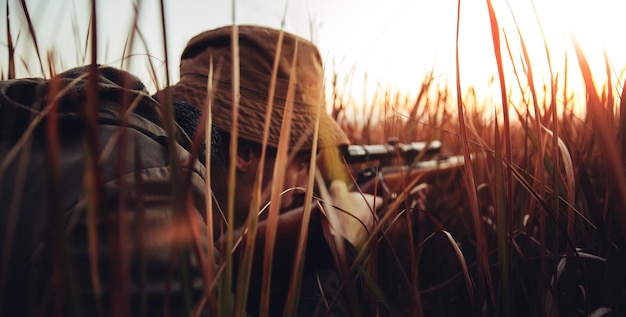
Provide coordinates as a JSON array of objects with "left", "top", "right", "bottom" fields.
[{"left": 313, "top": 0, "right": 626, "bottom": 117}]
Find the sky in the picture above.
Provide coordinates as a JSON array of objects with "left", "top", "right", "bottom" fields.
[{"left": 2, "top": 0, "right": 626, "bottom": 116}]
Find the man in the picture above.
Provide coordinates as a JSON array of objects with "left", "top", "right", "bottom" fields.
[
  {"left": 157, "top": 25, "right": 378, "bottom": 316},
  {"left": 158, "top": 24, "right": 368, "bottom": 227},
  {"left": 0, "top": 24, "right": 376, "bottom": 316}
]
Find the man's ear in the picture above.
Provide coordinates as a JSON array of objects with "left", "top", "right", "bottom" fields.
[{"left": 236, "top": 144, "right": 257, "bottom": 171}]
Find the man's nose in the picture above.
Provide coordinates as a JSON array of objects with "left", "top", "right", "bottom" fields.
[{"left": 295, "top": 166, "right": 310, "bottom": 188}]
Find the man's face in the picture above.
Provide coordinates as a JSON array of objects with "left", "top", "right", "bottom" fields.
[
  {"left": 225, "top": 145, "right": 313, "bottom": 228},
  {"left": 260, "top": 151, "right": 312, "bottom": 211}
]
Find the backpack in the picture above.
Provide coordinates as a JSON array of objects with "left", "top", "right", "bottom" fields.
[{"left": 0, "top": 66, "right": 213, "bottom": 316}]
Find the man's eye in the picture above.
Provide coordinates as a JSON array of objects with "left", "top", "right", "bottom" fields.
[{"left": 300, "top": 161, "right": 309, "bottom": 171}]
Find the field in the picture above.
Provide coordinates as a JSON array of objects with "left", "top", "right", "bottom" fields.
[
  {"left": 1, "top": 1, "right": 625, "bottom": 316},
  {"left": 328, "top": 3, "right": 625, "bottom": 315}
]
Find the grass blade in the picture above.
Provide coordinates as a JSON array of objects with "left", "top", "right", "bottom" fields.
[
  {"left": 259, "top": 38, "right": 298, "bottom": 317},
  {"left": 494, "top": 115, "right": 510, "bottom": 315},
  {"left": 456, "top": 0, "right": 493, "bottom": 309},
  {"left": 18, "top": 0, "right": 45, "bottom": 76},
  {"left": 5, "top": 1, "right": 15, "bottom": 79},
  {"left": 572, "top": 38, "right": 626, "bottom": 238}
]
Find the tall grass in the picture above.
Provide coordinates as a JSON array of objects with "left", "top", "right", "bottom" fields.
[
  {"left": 329, "top": 2, "right": 626, "bottom": 316},
  {"left": 2, "top": 0, "right": 626, "bottom": 316}
]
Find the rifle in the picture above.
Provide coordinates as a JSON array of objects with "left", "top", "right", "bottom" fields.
[{"left": 344, "top": 138, "right": 467, "bottom": 198}]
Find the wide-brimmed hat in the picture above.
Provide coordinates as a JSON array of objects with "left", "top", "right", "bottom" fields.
[{"left": 168, "top": 24, "right": 349, "bottom": 150}]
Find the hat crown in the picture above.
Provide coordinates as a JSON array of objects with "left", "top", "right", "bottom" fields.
[{"left": 172, "top": 25, "right": 349, "bottom": 150}]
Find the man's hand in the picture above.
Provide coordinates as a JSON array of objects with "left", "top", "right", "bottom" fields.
[{"left": 326, "top": 180, "right": 382, "bottom": 247}]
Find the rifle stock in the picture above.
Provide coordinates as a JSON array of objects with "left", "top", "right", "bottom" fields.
[{"left": 353, "top": 155, "right": 467, "bottom": 196}]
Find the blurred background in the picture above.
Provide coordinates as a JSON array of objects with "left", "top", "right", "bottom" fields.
[{"left": 3, "top": 0, "right": 626, "bottom": 119}]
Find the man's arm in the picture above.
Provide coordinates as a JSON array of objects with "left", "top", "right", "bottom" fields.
[{"left": 218, "top": 204, "right": 331, "bottom": 273}]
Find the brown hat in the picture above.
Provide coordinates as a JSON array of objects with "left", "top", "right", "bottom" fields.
[{"left": 167, "top": 24, "right": 349, "bottom": 150}]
